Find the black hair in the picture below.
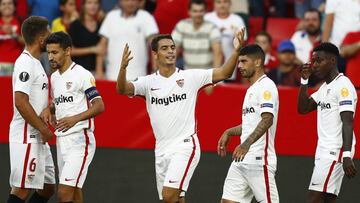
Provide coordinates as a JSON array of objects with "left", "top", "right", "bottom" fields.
[
  {"left": 59, "top": 0, "right": 69, "bottom": 6},
  {"left": 188, "top": 0, "right": 206, "bottom": 10},
  {"left": 151, "top": 34, "right": 175, "bottom": 52},
  {"left": 45, "top": 31, "right": 72, "bottom": 49},
  {"left": 305, "top": 8, "right": 321, "bottom": 21},
  {"left": 21, "top": 16, "right": 49, "bottom": 45},
  {"left": 313, "top": 42, "right": 339, "bottom": 57},
  {"left": 239, "top": 44, "right": 265, "bottom": 66},
  {"left": 255, "top": 31, "right": 272, "bottom": 44}
]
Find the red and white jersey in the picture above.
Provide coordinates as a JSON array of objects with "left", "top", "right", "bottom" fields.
[
  {"left": 132, "top": 68, "right": 213, "bottom": 156},
  {"left": 240, "top": 75, "right": 279, "bottom": 168},
  {"left": 9, "top": 50, "right": 49, "bottom": 144},
  {"left": 311, "top": 74, "right": 357, "bottom": 160},
  {"left": 51, "top": 62, "right": 101, "bottom": 136}
]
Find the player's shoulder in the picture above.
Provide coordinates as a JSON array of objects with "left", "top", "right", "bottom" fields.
[
  {"left": 72, "top": 64, "right": 93, "bottom": 77},
  {"left": 335, "top": 74, "right": 356, "bottom": 90},
  {"left": 14, "top": 52, "right": 36, "bottom": 71},
  {"left": 261, "top": 76, "right": 278, "bottom": 89}
]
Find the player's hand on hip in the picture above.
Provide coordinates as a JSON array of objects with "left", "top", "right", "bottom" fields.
[
  {"left": 233, "top": 27, "right": 246, "bottom": 52},
  {"left": 120, "top": 43, "right": 134, "bottom": 70},
  {"left": 232, "top": 144, "right": 249, "bottom": 162},
  {"left": 40, "top": 107, "right": 54, "bottom": 127},
  {"left": 217, "top": 131, "right": 230, "bottom": 157},
  {"left": 343, "top": 157, "right": 357, "bottom": 178},
  {"left": 39, "top": 126, "right": 53, "bottom": 144},
  {"left": 55, "top": 116, "right": 79, "bottom": 133},
  {"left": 300, "top": 62, "right": 312, "bottom": 80}
]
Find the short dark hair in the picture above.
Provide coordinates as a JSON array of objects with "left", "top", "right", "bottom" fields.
[
  {"left": 189, "top": 0, "right": 206, "bottom": 10},
  {"left": 255, "top": 31, "right": 272, "bottom": 44},
  {"left": 59, "top": 0, "right": 69, "bottom": 6},
  {"left": 313, "top": 42, "right": 339, "bottom": 57},
  {"left": 45, "top": 31, "right": 72, "bottom": 49},
  {"left": 21, "top": 16, "right": 49, "bottom": 45},
  {"left": 239, "top": 44, "right": 265, "bottom": 66},
  {"left": 151, "top": 34, "right": 175, "bottom": 52},
  {"left": 305, "top": 8, "right": 321, "bottom": 21}
]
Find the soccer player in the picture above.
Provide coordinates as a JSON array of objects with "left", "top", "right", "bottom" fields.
[
  {"left": 7, "top": 16, "right": 56, "bottom": 203},
  {"left": 298, "top": 42, "right": 357, "bottom": 203},
  {"left": 217, "top": 44, "right": 280, "bottom": 203},
  {"left": 40, "top": 31, "right": 105, "bottom": 203},
  {"left": 117, "top": 29, "right": 246, "bottom": 203}
]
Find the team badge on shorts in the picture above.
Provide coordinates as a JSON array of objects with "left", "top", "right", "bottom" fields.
[
  {"left": 66, "top": 82, "right": 73, "bottom": 90},
  {"left": 263, "top": 90, "right": 271, "bottom": 100},
  {"left": 176, "top": 79, "right": 184, "bottom": 88},
  {"left": 341, "top": 88, "right": 349, "bottom": 97}
]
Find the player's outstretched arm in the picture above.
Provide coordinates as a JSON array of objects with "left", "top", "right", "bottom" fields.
[
  {"left": 217, "top": 124, "right": 242, "bottom": 157},
  {"left": 15, "top": 92, "right": 53, "bottom": 143},
  {"left": 116, "top": 43, "right": 135, "bottom": 96},
  {"left": 212, "top": 28, "right": 246, "bottom": 83},
  {"left": 340, "top": 111, "right": 357, "bottom": 178},
  {"left": 55, "top": 98, "right": 105, "bottom": 133},
  {"left": 297, "top": 62, "right": 317, "bottom": 114},
  {"left": 233, "top": 113, "right": 273, "bottom": 162}
]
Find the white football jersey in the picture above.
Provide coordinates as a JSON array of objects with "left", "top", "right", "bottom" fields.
[
  {"left": 132, "top": 68, "right": 213, "bottom": 156},
  {"left": 239, "top": 75, "right": 279, "bottom": 168},
  {"left": 9, "top": 50, "right": 49, "bottom": 144},
  {"left": 311, "top": 73, "right": 357, "bottom": 160},
  {"left": 51, "top": 62, "right": 101, "bottom": 136}
]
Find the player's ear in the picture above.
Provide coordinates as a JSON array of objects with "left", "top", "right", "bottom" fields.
[
  {"left": 152, "top": 50, "right": 158, "bottom": 60},
  {"left": 255, "top": 58, "right": 262, "bottom": 68},
  {"left": 65, "top": 47, "right": 71, "bottom": 56}
]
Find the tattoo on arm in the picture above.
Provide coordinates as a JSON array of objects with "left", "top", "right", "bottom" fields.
[
  {"left": 241, "top": 113, "right": 273, "bottom": 148},
  {"left": 227, "top": 125, "right": 242, "bottom": 136}
]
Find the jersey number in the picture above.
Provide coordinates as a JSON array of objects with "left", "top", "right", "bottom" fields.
[{"left": 29, "top": 158, "right": 36, "bottom": 172}]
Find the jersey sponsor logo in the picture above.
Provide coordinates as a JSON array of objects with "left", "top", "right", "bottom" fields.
[
  {"left": 151, "top": 93, "right": 187, "bottom": 106},
  {"left": 242, "top": 107, "right": 255, "bottom": 115},
  {"left": 261, "top": 103, "right": 273, "bottom": 108},
  {"left": 339, "top": 100, "right": 352, "bottom": 106},
  {"left": 176, "top": 79, "right": 184, "bottom": 88},
  {"left": 263, "top": 90, "right": 271, "bottom": 100},
  {"left": 317, "top": 101, "right": 331, "bottom": 110},
  {"left": 66, "top": 82, "right": 73, "bottom": 90},
  {"left": 42, "top": 83, "right": 48, "bottom": 90},
  {"left": 341, "top": 88, "right": 349, "bottom": 97},
  {"left": 54, "top": 95, "right": 74, "bottom": 105},
  {"left": 19, "top": 71, "right": 29, "bottom": 82}
]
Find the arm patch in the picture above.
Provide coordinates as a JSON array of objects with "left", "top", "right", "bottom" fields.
[{"left": 85, "top": 86, "right": 100, "bottom": 101}]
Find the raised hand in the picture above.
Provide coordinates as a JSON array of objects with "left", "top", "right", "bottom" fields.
[
  {"left": 300, "top": 62, "right": 313, "bottom": 80},
  {"left": 233, "top": 27, "right": 246, "bottom": 52},
  {"left": 120, "top": 43, "right": 134, "bottom": 70}
]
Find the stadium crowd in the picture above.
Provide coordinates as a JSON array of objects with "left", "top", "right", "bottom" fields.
[{"left": 0, "top": 0, "right": 360, "bottom": 88}]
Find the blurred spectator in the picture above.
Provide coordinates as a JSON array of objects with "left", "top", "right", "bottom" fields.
[
  {"left": 52, "top": 0, "right": 78, "bottom": 33},
  {"left": 99, "top": 0, "right": 158, "bottom": 81},
  {"left": 204, "top": 0, "right": 246, "bottom": 80},
  {"left": 254, "top": 31, "right": 279, "bottom": 71},
  {"left": 16, "top": 0, "right": 28, "bottom": 21},
  {"left": 294, "top": 0, "right": 324, "bottom": 18},
  {"left": 341, "top": 31, "right": 360, "bottom": 89},
  {"left": 322, "top": 0, "right": 360, "bottom": 48},
  {"left": 268, "top": 40, "right": 301, "bottom": 86},
  {"left": 139, "top": 0, "right": 156, "bottom": 13},
  {"left": 28, "top": 0, "right": 62, "bottom": 23},
  {"left": 68, "top": 0, "right": 103, "bottom": 76},
  {"left": 153, "top": 0, "right": 189, "bottom": 34},
  {"left": 172, "top": 0, "right": 222, "bottom": 70},
  {"left": 231, "top": 0, "right": 249, "bottom": 16},
  {"left": 291, "top": 9, "right": 321, "bottom": 64},
  {"left": 0, "top": 0, "right": 23, "bottom": 75}
]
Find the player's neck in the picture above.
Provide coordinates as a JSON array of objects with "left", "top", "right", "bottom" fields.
[
  {"left": 217, "top": 12, "right": 230, "bottom": 19},
  {"left": 59, "top": 59, "right": 73, "bottom": 74},
  {"left": 249, "top": 71, "right": 265, "bottom": 85},
  {"left": 325, "top": 68, "right": 339, "bottom": 84},
  {"left": 25, "top": 45, "right": 41, "bottom": 60},
  {"left": 158, "top": 66, "right": 176, "bottom": 78}
]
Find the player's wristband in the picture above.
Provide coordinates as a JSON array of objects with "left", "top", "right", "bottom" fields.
[
  {"left": 301, "top": 78, "right": 309, "bottom": 85},
  {"left": 343, "top": 151, "right": 351, "bottom": 158}
]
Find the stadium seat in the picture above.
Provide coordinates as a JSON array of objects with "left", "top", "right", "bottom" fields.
[
  {"left": 248, "top": 16, "right": 264, "bottom": 39},
  {"left": 266, "top": 17, "right": 300, "bottom": 50}
]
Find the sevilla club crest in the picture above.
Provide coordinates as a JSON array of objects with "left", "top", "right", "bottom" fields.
[
  {"left": 66, "top": 82, "right": 73, "bottom": 90},
  {"left": 176, "top": 79, "right": 184, "bottom": 88}
]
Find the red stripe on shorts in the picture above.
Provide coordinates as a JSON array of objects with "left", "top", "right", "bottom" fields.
[
  {"left": 263, "top": 165, "right": 272, "bottom": 203},
  {"left": 76, "top": 129, "right": 90, "bottom": 188},
  {"left": 21, "top": 144, "right": 31, "bottom": 188},
  {"left": 323, "top": 161, "right": 336, "bottom": 193},
  {"left": 179, "top": 136, "right": 196, "bottom": 190},
  {"left": 23, "top": 122, "right": 28, "bottom": 144}
]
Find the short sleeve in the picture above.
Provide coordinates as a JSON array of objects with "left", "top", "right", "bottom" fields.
[
  {"left": 189, "top": 69, "right": 213, "bottom": 89},
  {"left": 143, "top": 12, "right": 159, "bottom": 37},
  {"left": 99, "top": 12, "right": 112, "bottom": 39},
  {"left": 259, "top": 85, "right": 278, "bottom": 115},
  {"left": 209, "top": 26, "right": 221, "bottom": 43},
  {"left": 13, "top": 59, "right": 35, "bottom": 95},
  {"left": 337, "top": 83, "right": 356, "bottom": 113},
  {"left": 172, "top": 22, "right": 183, "bottom": 45},
  {"left": 310, "top": 91, "right": 319, "bottom": 103},
  {"left": 131, "top": 76, "right": 148, "bottom": 96},
  {"left": 81, "top": 71, "right": 101, "bottom": 102},
  {"left": 325, "top": 0, "right": 337, "bottom": 14}
]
